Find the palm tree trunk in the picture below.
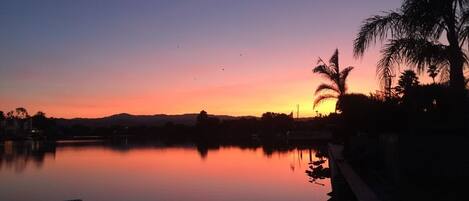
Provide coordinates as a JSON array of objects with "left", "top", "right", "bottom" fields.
[
  {"left": 449, "top": 55, "right": 465, "bottom": 92},
  {"left": 447, "top": 43, "right": 466, "bottom": 94},
  {"left": 446, "top": 28, "right": 467, "bottom": 121},
  {"left": 446, "top": 24, "right": 466, "bottom": 94}
]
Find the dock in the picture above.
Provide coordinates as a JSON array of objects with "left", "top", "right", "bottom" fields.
[{"left": 328, "top": 143, "right": 381, "bottom": 201}]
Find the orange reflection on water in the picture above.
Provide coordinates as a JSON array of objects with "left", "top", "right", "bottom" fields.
[{"left": 0, "top": 143, "right": 330, "bottom": 201}]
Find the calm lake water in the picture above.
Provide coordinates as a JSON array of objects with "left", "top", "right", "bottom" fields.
[{"left": 0, "top": 140, "right": 330, "bottom": 201}]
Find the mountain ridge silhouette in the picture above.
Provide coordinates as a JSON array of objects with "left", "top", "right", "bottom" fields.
[{"left": 55, "top": 113, "right": 257, "bottom": 127}]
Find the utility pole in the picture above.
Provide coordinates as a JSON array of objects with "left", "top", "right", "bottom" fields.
[{"left": 296, "top": 104, "right": 299, "bottom": 119}]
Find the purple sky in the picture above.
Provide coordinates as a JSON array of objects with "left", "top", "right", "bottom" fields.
[{"left": 0, "top": 0, "right": 404, "bottom": 118}]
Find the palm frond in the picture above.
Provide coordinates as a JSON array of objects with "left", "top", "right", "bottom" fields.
[
  {"left": 439, "top": 66, "right": 450, "bottom": 84},
  {"left": 355, "top": 0, "right": 468, "bottom": 91},
  {"left": 459, "top": 7, "right": 469, "bottom": 31},
  {"left": 313, "top": 64, "right": 337, "bottom": 82},
  {"left": 354, "top": 11, "right": 403, "bottom": 57},
  {"left": 315, "top": 83, "right": 340, "bottom": 95},
  {"left": 339, "top": 66, "right": 354, "bottom": 82},
  {"left": 401, "top": 0, "right": 447, "bottom": 39},
  {"left": 329, "top": 49, "right": 339, "bottom": 73},
  {"left": 338, "top": 66, "right": 354, "bottom": 94},
  {"left": 460, "top": 25, "right": 469, "bottom": 48},
  {"left": 464, "top": 70, "right": 469, "bottom": 87},
  {"left": 377, "top": 37, "right": 449, "bottom": 85},
  {"left": 458, "top": 2, "right": 469, "bottom": 46},
  {"left": 459, "top": 0, "right": 469, "bottom": 9},
  {"left": 313, "top": 94, "right": 338, "bottom": 109}
]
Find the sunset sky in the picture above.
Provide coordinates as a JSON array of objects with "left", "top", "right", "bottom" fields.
[{"left": 0, "top": 0, "right": 422, "bottom": 118}]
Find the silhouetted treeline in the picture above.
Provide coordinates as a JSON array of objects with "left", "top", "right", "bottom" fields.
[
  {"left": 54, "top": 113, "right": 243, "bottom": 127},
  {"left": 336, "top": 83, "right": 469, "bottom": 137},
  {"left": 0, "top": 108, "right": 59, "bottom": 140},
  {"left": 1, "top": 109, "right": 337, "bottom": 144}
]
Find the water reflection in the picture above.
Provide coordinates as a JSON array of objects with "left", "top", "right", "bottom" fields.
[
  {"left": 0, "top": 140, "right": 331, "bottom": 201},
  {"left": 0, "top": 141, "right": 56, "bottom": 173},
  {"left": 0, "top": 139, "right": 331, "bottom": 177},
  {"left": 306, "top": 146, "right": 330, "bottom": 186}
]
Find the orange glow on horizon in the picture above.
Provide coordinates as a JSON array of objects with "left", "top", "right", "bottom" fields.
[{"left": 0, "top": 48, "right": 388, "bottom": 119}]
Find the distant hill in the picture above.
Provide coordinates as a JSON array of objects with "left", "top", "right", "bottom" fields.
[{"left": 55, "top": 113, "right": 255, "bottom": 127}]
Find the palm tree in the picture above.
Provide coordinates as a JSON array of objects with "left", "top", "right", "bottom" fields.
[
  {"left": 353, "top": 0, "right": 469, "bottom": 94},
  {"left": 427, "top": 65, "right": 439, "bottom": 84},
  {"left": 312, "top": 49, "right": 354, "bottom": 110}
]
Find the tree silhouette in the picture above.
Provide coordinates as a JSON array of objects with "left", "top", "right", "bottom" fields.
[
  {"left": 396, "top": 70, "right": 420, "bottom": 96},
  {"left": 312, "top": 49, "right": 354, "bottom": 110},
  {"left": 6, "top": 111, "right": 14, "bottom": 119},
  {"left": 260, "top": 112, "right": 293, "bottom": 134},
  {"left": 427, "top": 65, "right": 439, "bottom": 84},
  {"left": 354, "top": 0, "right": 469, "bottom": 94},
  {"left": 195, "top": 110, "right": 219, "bottom": 132},
  {"left": 196, "top": 110, "right": 208, "bottom": 126},
  {"left": 15, "top": 107, "right": 29, "bottom": 119},
  {"left": 32, "top": 111, "right": 48, "bottom": 130},
  {"left": 0, "top": 111, "right": 4, "bottom": 133}
]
